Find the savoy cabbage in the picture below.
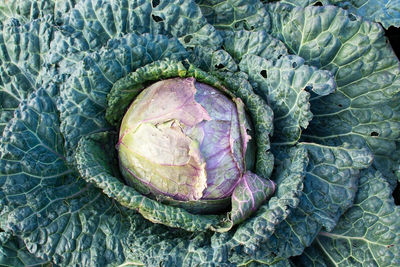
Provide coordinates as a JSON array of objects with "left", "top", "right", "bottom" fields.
[{"left": 0, "top": 0, "right": 399, "bottom": 266}]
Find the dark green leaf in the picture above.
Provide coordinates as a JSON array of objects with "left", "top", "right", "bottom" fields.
[{"left": 296, "top": 170, "right": 400, "bottom": 267}]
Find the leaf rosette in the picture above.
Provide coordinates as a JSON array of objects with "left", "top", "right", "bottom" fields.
[{"left": 0, "top": 0, "right": 399, "bottom": 266}]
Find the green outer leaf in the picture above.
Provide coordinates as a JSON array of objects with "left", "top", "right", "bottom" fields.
[
  {"left": 0, "top": 17, "right": 53, "bottom": 136},
  {"left": 222, "top": 29, "right": 288, "bottom": 62},
  {"left": 296, "top": 170, "right": 400, "bottom": 267},
  {"left": 235, "top": 143, "right": 373, "bottom": 263},
  {"left": 0, "top": 0, "right": 76, "bottom": 24},
  {"left": 300, "top": 143, "right": 373, "bottom": 230},
  {"left": 267, "top": 3, "right": 400, "bottom": 187},
  {"left": 195, "top": 0, "right": 270, "bottom": 31},
  {"left": 47, "top": 0, "right": 222, "bottom": 80},
  {"left": 58, "top": 33, "right": 188, "bottom": 156},
  {"left": 75, "top": 132, "right": 233, "bottom": 232},
  {"left": 190, "top": 46, "right": 239, "bottom": 73},
  {"left": 0, "top": 233, "right": 51, "bottom": 267},
  {"left": 106, "top": 59, "right": 188, "bottom": 126},
  {"left": 54, "top": 0, "right": 221, "bottom": 56},
  {"left": 124, "top": 226, "right": 234, "bottom": 266},
  {"left": 0, "top": 89, "right": 156, "bottom": 266},
  {"left": 281, "top": 0, "right": 400, "bottom": 29},
  {"left": 240, "top": 53, "right": 336, "bottom": 144},
  {"left": 334, "top": 0, "right": 400, "bottom": 29}
]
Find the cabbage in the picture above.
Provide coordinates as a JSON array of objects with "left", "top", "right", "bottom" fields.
[
  {"left": 0, "top": 0, "right": 399, "bottom": 266},
  {"left": 118, "top": 77, "right": 274, "bottom": 216}
]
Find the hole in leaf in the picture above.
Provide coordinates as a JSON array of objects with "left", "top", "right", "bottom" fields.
[
  {"left": 215, "top": 63, "right": 225, "bottom": 69},
  {"left": 277, "top": 54, "right": 282, "bottom": 59},
  {"left": 234, "top": 21, "right": 242, "bottom": 29},
  {"left": 305, "top": 85, "right": 313, "bottom": 91},
  {"left": 385, "top": 26, "right": 400, "bottom": 59},
  {"left": 292, "top": 62, "right": 297, "bottom": 68},
  {"left": 260, "top": 70, "right": 267, "bottom": 78},
  {"left": 393, "top": 181, "right": 400, "bottom": 205},
  {"left": 349, "top": 13, "right": 357, "bottom": 21},
  {"left": 370, "top": 131, "right": 379, "bottom": 137},
  {"left": 338, "top": 104, "right": 343, "bottom": 107},
  {"left": 152, "top": 0, "right": 160, "bottom": 8},
  {"left": 183, "top": 35, "right": 193, "bottom": 44},
  {"left": 313, "top": 1, "right": 323, "bottom": 6},
  {"left": 152, "top": 15, "right": 163, "bottom": 22}
]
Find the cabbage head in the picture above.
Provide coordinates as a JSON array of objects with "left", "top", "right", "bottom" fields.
[
  {"left": 118, "top": 77, "right": 274, "bottom": 217},
  {"left": 0, "top": 0, "right": 399, "bottom": 267}
]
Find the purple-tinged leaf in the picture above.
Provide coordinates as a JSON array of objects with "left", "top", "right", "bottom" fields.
[{"left": 231, "top": 171, "right": 276, "bottom": 224}]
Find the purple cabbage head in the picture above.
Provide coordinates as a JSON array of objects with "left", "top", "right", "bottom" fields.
[{"left": 118, "top": 77, "right": 274, "bottom": 216}]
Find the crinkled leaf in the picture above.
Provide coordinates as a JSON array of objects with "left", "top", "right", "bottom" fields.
[
  {"left": 51, "top": 0, "right": 221, "bottom": 63},
  {"left": 190, "top": 47, "right": 238, "bottom": 73},
  {"left": 267, "top": 3, "right": 400, "bottom": 187},
  {"left": 281, "top": 0, "right": 400, "bottom": 29},
  {"left": 0, "top": 89, "right": 137, "bottom": 266},
  {"left": 295, "top": 170, "right": 400, "bottom": 267},
  {"left": 0, "top": 233, "right": 50, "bottom": 267},
  {"left": 240, "top": 54, "right": 336, "bottom": 144},
  {"left": 235, "top": 97, "right": 257, "bottom": 171},
  {"left": 300, "top": 143, "right": 373, "bottom": 231},
  {"left": 47, "top": 0, "right": 221, "bottom": 77},
  {"left": 196, "top": 0, "right": 270, "bottom": 31},
  {"left": 0, "top": 17, "right": 53, "bottom": 136},
  {"left": 0, "top": 0, "right": 76, "bottom": 25},
  {"left": 222, "top": 29, "right": 288, "bottom": 62},
  {"left": 334, "top": 0, "right": 400, "bottom": 29}
]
